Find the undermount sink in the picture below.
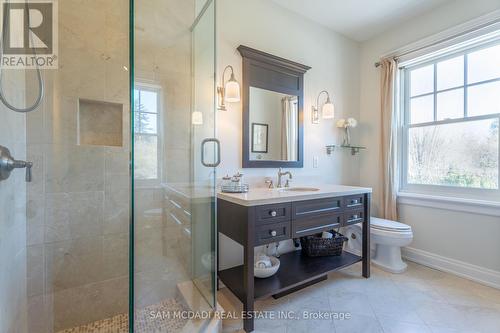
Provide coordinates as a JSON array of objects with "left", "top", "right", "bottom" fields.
[{"left": 279, "top": 187, "right": 320, "bottom": 192}]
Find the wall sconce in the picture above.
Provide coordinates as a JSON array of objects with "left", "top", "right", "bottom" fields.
[
  {"left": 312, "top": 90, "right": 335, "bottom": 124},
  {"left": 217, "top": 65, "right": 240, "bottom": 111},
  {"left": 192, "top": 111, "right": 203, "bottom": 125}
]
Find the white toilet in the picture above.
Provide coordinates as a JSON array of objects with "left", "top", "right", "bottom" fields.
[{"left": 343, "top": 217, "right": 413, "bottom": 273}]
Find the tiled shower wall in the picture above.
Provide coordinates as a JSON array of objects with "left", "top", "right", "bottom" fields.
[
  {"left": 0, "top": 70, "right": 28, "bottom": 333},
  {"left": 25, "top": 1, "right": 130, "bottom": 331}
]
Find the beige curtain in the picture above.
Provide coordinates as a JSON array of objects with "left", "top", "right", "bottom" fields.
[
  {"left": 281, "top": 96, "right": 298, "bottom": 161},
  {"left": 380, "top": 58, "right": 398, "bottom": 220}
]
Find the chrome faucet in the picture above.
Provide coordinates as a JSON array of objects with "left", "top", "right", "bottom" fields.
[{"left": 277, "top": 168, "right": 292, "bottom": 188}]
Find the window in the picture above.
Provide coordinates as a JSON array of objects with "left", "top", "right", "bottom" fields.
[
  {"left": 401, "top": 41, "right": 500, "bottom": 199},
  {"left": 134, "top": 84, "right": 161, "bottom": 181}
]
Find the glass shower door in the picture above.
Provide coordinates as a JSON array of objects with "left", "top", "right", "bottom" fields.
[
  {"left": 191, "top": 0, "right": 218, "bottom": 309},
  {"left": 133, "top": 0, "right": 217, "bottom": 331}
]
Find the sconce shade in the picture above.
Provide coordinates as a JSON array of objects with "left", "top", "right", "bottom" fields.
[
  {"left": 322, "top": 101, "right": 335, "bottom": 119},
  {"left": 224, "top": 77, "right": 240, "bottom": 103},
  {"left": 192, "top": 111, "right": 203, "bottom": 125}
]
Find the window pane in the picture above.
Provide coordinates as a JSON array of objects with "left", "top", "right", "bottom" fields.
[
  {"left": 437, "top": 88, "right": 464, "bottom": 120},
  {"left": 134, "top": 112, "right": 141, "bottom": 133},
  {"left": 410, "top": 64, "right": 434, "bottom": 96},
  {"left": 437, "top": 56, "right": 463, "bottom": 90},
  {"left": 467, "top": 81, "right": 500, "bottom": 117},
  {"left": 134, "top": 134, "right": 158, "bottom": 179},
  {"left": 135, "top": 112, "right": 157, "bottom": 134},
  {"left": 140, "top": 90, "right": 158, "bottom": 113},
  {"left": 410, "top": 95, "right": 434, "bottom": 124},
  {"left": 468, "top": 44, "right": 500, "bottom": 84},
  {"left": 134, "top": 89, "right": 139, "bottom": 102},
  {"left": 408, "top": 119, "right": 498, "bottom": 189}
]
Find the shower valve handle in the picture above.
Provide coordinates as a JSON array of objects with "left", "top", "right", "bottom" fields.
[{"left": 0, "top": 145, "right": 33, "bottom": 182}]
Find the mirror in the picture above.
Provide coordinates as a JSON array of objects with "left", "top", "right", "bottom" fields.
[
  {"left": 249, "top": 87, "right": 299, "bottom": 161},
  {"left": 238, "top": 45, "right": 310, "bottom": 168}
]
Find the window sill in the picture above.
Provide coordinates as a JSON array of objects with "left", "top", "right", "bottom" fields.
[{"left": 397, "top": 192, "right": 500, "bottom": 217}]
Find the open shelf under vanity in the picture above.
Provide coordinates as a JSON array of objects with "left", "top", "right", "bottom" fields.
[{"left": 219, "top": 250, "right": 362, "bottom": 301}]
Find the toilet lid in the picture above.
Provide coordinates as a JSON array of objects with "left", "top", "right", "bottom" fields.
[{"left": 371, "top": 217, "right": 412, "bottom": 232}]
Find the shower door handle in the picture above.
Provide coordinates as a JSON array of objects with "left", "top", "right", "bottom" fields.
[{"left": 201, "top": 138, "right": 220, "bottom": 167}]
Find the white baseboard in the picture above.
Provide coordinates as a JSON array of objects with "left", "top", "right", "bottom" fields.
[{"left": 402, "top": 247, "right": 500, "bottom": 290}]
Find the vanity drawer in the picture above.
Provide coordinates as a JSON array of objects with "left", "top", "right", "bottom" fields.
[
  {"left": 255, "top": 203, "right": 291, "bottom": 226},
  {"left": 292, "top": 213, "right": 343, "bottom": 238},
  {"left": 343, "top": 194, "right": 365, "bottom": 210},
  {"left": 292, "top": 197, "right": 343, "bottom": 219},
  {"left": 255, "top": 221, "right": 290, "bottom": 245},
  {"left": 343, "top": 208, "right": 366, "bottom": 226}
]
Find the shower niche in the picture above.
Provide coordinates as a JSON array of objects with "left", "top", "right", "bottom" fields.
[{"left": 77, "top": 98, "right": 124, "bottom": 147}]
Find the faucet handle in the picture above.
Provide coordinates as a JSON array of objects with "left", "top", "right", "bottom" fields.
[{"left": 265, "top": 179, "right": 274, "bottom": 189}]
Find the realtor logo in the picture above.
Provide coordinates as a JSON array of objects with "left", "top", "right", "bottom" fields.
[{"left": 1, "top": 0, "right": 58, "bottom": 68}]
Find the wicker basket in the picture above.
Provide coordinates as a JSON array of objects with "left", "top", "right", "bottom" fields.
[{"left": 300, "top": 231, "right": 348, "bottom": 257}]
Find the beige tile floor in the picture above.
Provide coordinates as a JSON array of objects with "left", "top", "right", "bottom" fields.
[{"left": 218, "top": 261, "right": 500, "bottom": 333}]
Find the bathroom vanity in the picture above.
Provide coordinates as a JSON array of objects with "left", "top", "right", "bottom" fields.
[{"left": 217, "top": 185, "right": 371, "bottom": 332}]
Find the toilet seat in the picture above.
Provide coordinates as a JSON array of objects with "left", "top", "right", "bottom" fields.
[{"left": 371, "top": 217, "right": 411, "bottom": 232}]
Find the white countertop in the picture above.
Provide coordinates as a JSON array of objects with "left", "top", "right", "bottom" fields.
[{"left": 217, "top": 184, "right": 372, "bottom": 206}]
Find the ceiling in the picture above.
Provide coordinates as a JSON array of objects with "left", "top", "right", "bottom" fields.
[{"left": 270, "top": 0, "right": 452, "bottom": 41}]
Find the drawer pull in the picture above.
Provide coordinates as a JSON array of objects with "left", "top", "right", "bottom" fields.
[
  {"left": 347, "top": 200, "right": 362, "bottom": 207},
  {"left": 270, "top": 230, "right": 277, "bottom": 237},
  {"left": 347, "top": 217, "right": 364, "bottom": 224},
  {"left": 269, "top": 210, "right": 277, "bottom": 217},
  {"left": 169, "top": 199, "right": 182, "bottom": 209},
  {"left": 295, "top": 206, "right": 340, "bottom": 216},
  {"left": 296, "top": 223, "right": 339, "bottom": 234}
]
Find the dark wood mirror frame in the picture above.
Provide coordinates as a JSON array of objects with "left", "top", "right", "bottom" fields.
[{"left": 238, "top": 45, "right": 311, "bottom": 168}]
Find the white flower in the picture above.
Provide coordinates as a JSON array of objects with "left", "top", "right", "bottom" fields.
[
  {"left": 336, "top": 118, "right": 346, "bottom": 128},
  {"left": 347, "top": 117, "right": 358, "bottom": 128}
]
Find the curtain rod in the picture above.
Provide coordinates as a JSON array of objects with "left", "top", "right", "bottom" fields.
[{"left": 373, "top": 15, "right": 500, "bottom": 68}]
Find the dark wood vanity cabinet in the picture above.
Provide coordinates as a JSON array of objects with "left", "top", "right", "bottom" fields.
[{"left": 217, "top": 193, "right": 371, "bottom": 332}]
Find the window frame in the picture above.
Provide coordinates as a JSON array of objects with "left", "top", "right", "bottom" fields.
[
  {"left": 399, "top": 39, "right": 500, "bottom": 202},
  {"left": 133, "top": 82, "right": 163, "bottom": 186}
]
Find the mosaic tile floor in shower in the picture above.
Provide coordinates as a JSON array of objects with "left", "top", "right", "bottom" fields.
[{"left": 57, "top": 298, "right": 189, "bottom": 333}]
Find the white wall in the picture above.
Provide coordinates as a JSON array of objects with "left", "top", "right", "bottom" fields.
[
  {"left": 217, "top": 0, "right": 361, "bottom": 268},
  {"left": 359, "top": 0, "right": 500, "bottom": 274},
  {"left": 217, "top": 0, "right": 361, "bottom": 185}
]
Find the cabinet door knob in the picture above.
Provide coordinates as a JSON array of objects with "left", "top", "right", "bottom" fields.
[
  {"left": 270, "top": 230, "right": 277, "bottom": 237},
  {"left": 270, "top": 210, "right": 277, "bottom": 217}
]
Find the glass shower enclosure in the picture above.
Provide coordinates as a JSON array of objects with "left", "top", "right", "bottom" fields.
[{"left": 0, "top": 0, "right": 217, "bottom": 332}]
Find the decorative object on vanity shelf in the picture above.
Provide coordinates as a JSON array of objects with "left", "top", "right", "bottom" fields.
[
  {"left": 254, "top": 254, "right": 280, "bottom": 278},
  {"left": 220, "top": 172, "right": 249, "bottom": 193},
  {"left": 336, "top": 117, "right": 357, "bottom": 146},
  {"left": 325, "top": 117, "right": 365, "bottom": 155},
  {"left": 251, "top": 123, "right": 268, "bottom": 153},
  {"left": 217, "top": 65, "right": 241, "bottom": 111},
  {"left": 300, "top": 230, "right": 348, "bottom": 257},
  {"left": 312, "top": 90, "right": 335, "bottom": 124}
]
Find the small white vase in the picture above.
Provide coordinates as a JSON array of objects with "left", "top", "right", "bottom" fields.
[{"left": 342, "top": 127, "right": 351, "bottom": 146}]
